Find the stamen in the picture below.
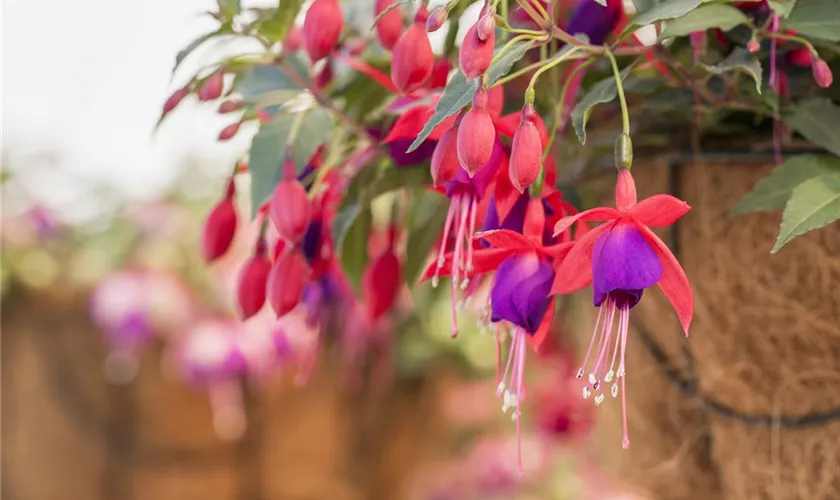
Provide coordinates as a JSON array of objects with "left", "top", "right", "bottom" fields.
[
  {"left": 578, "top": 302, "right": 606, "bottom": 379},
  {"left": 432, "top": 196, "right": 458, "bottom": 288},
  {"left": 448, "top": 196, "right": 471, "bottom": 338},
  {"left": 591, "top": 302, "right": 617, "bottom": 386},
  {"left": 497, "top": 329, "right": 518, "bottom": 395},
  {"left": 619, "top": 304, "right": 631, "bottom": 449},
  {"left": 494, "top": 326, "right": 502, "bottom": 386},
  {"left": 465, "top": 195, "right": 478, "bottom": 272}
]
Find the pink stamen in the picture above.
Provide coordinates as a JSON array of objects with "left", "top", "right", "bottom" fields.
[
  {"left": 449, "top": 196, "right": 471, "bottom": 337},
  {"left": 498, "top": 329, "right": 518, "bottom": 395},
  {"left": 577, "top": 302, "right": 605, "bottom": 378},
  {"left": 433, "top": 197, "right": 458, "bottom": 287},
  {"left": 592, "top": 303, "right": 617, "bottom": 387},
  {"left": 494, "top": 326, "right": 502, "bottom": 385},
  {"left": 621, "top": 374, "right": 629, "bottom": 449},
  {"left": 465, "top": 196, "right": 478, "bottom": 274}
]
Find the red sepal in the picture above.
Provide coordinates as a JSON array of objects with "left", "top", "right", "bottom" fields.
[
  {"left": 628, "top": 194, "right": 691, "bottom": 227},
  {"left": 636, "top": 223, "right": 693, "bottom": 336},
  {"left": 551, "top": 221, "right": 613, "bottom": 295}
]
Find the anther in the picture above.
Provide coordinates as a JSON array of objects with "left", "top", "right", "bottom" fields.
[
  {"left": 576, "top": 368, "right": 584, "bottom": 379},
  {"left": 594, "top": 394, "right": 605, "bottom": 406},
  {"left": 611, "top": 383, "right": 619, "bottom": 398},
  {"left": 582, "top": 387, "right": 591, "bottom": 399}
]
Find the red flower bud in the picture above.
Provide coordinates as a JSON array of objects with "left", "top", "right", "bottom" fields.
[
  {"left": 476, "top": 12, "right": 496, "bottom": 42},
  {"left": 198, "top": 69, "right": 225, "bottom": 101},
  {"left": 390, "top": 10, "right": 434, "bottom": 94},
  {"left": 236, "top": 241, "right": 271, "bottom": 319},
  {"left": 459, "top": 16, "right": 495, "bottom": 80},
  {"left": 362, "top": 250, "right": 402, "bottom": 321},
  {"left": 431, "top": 124, "right": 460, "bottom": 185},
  {"left": 201, "top": 181, "right": 238, "bottom": 262},
  {"left": 457, "top": 89, "right": 496, "bottom": 176},
  {"left": 746, "top": 39, "right": 760, "bottom": 54},
  {"left": 218, "top": 121, "right": 242, "bottom": 141},
  {"left": 426, "top": 6, "right": 448, "bottom": 32},
  {"left": 284, "top": 25, "right": 302, "bottom": 53},
  {"left": 813, "top": 57, "right": 833, "bottom": 88},
  {"left": 269, "top": 179, "right": 311, "bottom": 244},
  {"left": 509, "top": 105, "right": 543, "bottom": 193},
  {"left": 487, "top": 84, "right": 504, "bottom": 116},
  {"left": 162, "top": 87, "right": 189, "bottom": 116},
  {"left": 218, "top": 100, "right": 242, "bottom": 114},
  {"left": 374, "top": 0, "right": 404, "bottom": 51},
  {"left": 267, "top": 250, "right": 310, "bottom": 318},
  {"left": 303, "top": 0, "right": 344, "bottom": 63}
]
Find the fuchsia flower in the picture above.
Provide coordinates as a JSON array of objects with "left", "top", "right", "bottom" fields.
[{"left": 551, "top": 168, "right": 693, "bottom": 449}]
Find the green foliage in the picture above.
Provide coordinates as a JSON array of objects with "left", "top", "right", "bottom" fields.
[
  {"left": 733, "top": 155, "right": 840, "bottom": 214},
  {"left": 173, "top": 26, "right": 233, "bottom": 74},
  {"left": 570, "top": 63, "right": 636, "bottom": 145},
  {"left": 333, "top": 201, "right": 372, "bottom": 294},
  {"left": 659, "top": 5, "right": 749, "bottom": 39},
  {"left": 768, "top": 0, "right": 797, "bottom": 18},
  {"left": 235, "top": 57, "right": 311, "bottom": 110},
  {"left": 781, "top": 0, "right": 840, "bottom": 41},
  {"left": 784, "top": 98, "right": 840, "bottom": 158},
  {"left": 621, "top": 0, "right": 705, "bottom": 38},
  {"left": 702, "top": 48, "right": 763, "bottom": 94},
  {"left": 404, "top": 190, "right": 449, "bottom": 285},
  {"left": 248, "top": 109, "right": 332, "bottom": 216},
  {"left": 772, "top": 173, "right": 840, "bottom": 252},
  {"left": 407, "top": 39, "right": 536, "bottom": 152},
  {"left": 253, "top": 0, "right": 305, "bottom": 43}
]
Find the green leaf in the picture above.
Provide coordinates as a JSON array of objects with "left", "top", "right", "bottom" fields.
[
  {"left": 771, "top": 173, "right": 840, "bottom": 253},
  {"left": 218, "top": 0, "right": 241, "bottom": 21},
  {"left": 406, "top": 39, "right": 535, "bottom": 153},
  {"left": 404, "top": 190, "right": 449, "bottom": 285},
  {"left": 570, "top": 62, "right": 636, "bottom": 145},
  {"left": 248, "top": 109, "right": 332, "bottom": 216},
  {"left": 621, "top": 0, "right": 705, "bottom": 37},
  {"left": 784, "top": 98, "right": 840, "bottom": 157},
  {"left": 173, "top": 27, "right": 231, "bottom": 74},
  {"left": 781, "top": 0, "right": 840, "bottom": 41},
  {"left": 768, "top": 0, "right": 797, "bottom": 18},
  {"left": 631, "top": 0, "right": 664, "bottom": 14},
  {"left": 333, "top": 202, "right": 373, "bottom": 293},
  {"left": 256, "top": 1, "right": 305, "bottom": 42},
  {"left": 659, "top": 5, "right": 748, "bottom": 39},
  {"left": 702, "top": 48, "right": 763, "bottom": 94},
  {"left": 236, "top": 61, "right": 308, "bottom": 100},
  {"left": 732, "top": 155, "right": 840, "bottom": 214}
]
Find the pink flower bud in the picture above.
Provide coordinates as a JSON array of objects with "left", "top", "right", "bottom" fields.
[
  {"left": 217, "top": 100, "right": 242, "bottom": 114},
  {"left": 487, "top": 84, "right": 504, "bottom": 116},
  {"left": 198, "top": 69, "right": 225, "bottom": 101},
  {"left": 426, "top": 6, "right": 448, "bottom": 32},
  {"left": 476, "top": 13, "right": 496, "bottom": 42},
  {"left": 459, "top": 18, "right": 495, "bottom": 80},
  {"left": 362, "top": 249, "right": 402, "bottom": 321},
  {"left": 162, "top": 87, "right": 189, "bottom": 116},
  {"left": 813, "top": 57, "right": 833, "bottom": 88},
  {"left": 390, "top": 11, "right": 434, "bottom": 94},
  {"left": 374, "top": 0, "right": 404, "bottom": 51},
  {"left": 746, "top": 39, "right": 760, "bottom": 54},
  {"left": 509, "top": 105, "right": 543, "bottom": 193},
  {"left": 284, "top": 25, "right": 302, "bottom": 53},
  {"left": 269, "top": 179, "right": 311, "bottom": 244},
  {"left": 303, "top": 0, "right": 344, "bottom": 63},
  {"left": 236, "top": 241, "right": 271, "bottom": 319},
  {"left": 430, "top": 125, "right": 460, "bottom": 185},
  {"left": 267, "top": 250, "right": 310, "bottom": 317},
  {"left": 218, "top": 121, "right": 242, "bottom": 141},
  {"left": 201, "top": 181, "right": 238, "bottom": 262},
  {"left": 457, "top": 89, "right": 496, "bottom": 176}
]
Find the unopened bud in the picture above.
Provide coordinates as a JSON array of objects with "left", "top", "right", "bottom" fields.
[
  {"left": 747, "top": 39, "right": 760, "bottom": 54},
  {"left": 426, "top": 6, "right": 448, "bottom": 32},
  {"left": 812, "top": 57, "right": 833, "bottom": 88},
  {"left": 476, "top": 13, "right": 496, "bottom": 42},
  {"left": 218, "top": 121, "right": 242, "bottom": 141},
  {"left": 217, "top": 100, "right": 242, "bottom": 114}
]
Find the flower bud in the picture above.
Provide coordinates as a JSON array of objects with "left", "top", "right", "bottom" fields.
[
  {"left": 267, "top": 250, "right": 310, "bottom": 317},
  {"left": 390, "top": 11, "right": 434, "bottom": 94},
  {"left": 362, "top": 250, "right": 402, "bottom": 321},
  {"left": 476, "top": 12, "right": 496, "bottom": 42},
  {"left": 487, "top": 84, "right": 504, "bottom": 116},
  {"left": 201, "top": 181, "right": 238, "bottom": 262},
  {"left": 217, "top": 100, "right": 242, "bottom": 114},
  {"left": 162, "top": 87, "right": 189, "bottom": 116},
  {"left": 303, "top": 0, "right": 344, "bottom": 63},
  {"left": 269, "top": 179, "right": 311, "bottom": 244},
  {"left": 746, "top": 39, "right": 760, "bottom": 54},
  {"left": 509, "top": 105, "right": 543, "bottom": 193},
  {"left": 218, "top": 121, "right": 242, "bottom": 141},
  {"left": 812, "top": 57, "right": 833, "bottom": 88},
  {"left": 284, "top": 25, "right": 302, "bottom": 53},
  {"left": 426, "top": 6, "right": 448, "bottom": 32},
  {"left": 374, "top": 0, "right": 404, "bottom": 51},
  {"left": 459, "top": 17, "right": 495, "bottom": 80},
  {"left": 198, "top": 69, "right": 224, "bottom": 101},
  {"left": 236, "top": 241, "right": 271, "bottom": 319},
  {"left": 457, "top": 89, "right": 496, "bottom": 176},
  {"left": 430, "top": 124, "right": 460, "bottom": 185}
]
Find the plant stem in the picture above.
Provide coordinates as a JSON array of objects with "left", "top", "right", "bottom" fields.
[
  {"left": 762, "top": 31, "right": 818, "bottom": 55},
  {"left": 526, "top": 48, "right": 582, "bottom": 101},
  {"left": 491, "top": 33, "right": 550, "bottom": 66},
  {"left": 605, "top": 48, "right": 630, "bottom": 137}
]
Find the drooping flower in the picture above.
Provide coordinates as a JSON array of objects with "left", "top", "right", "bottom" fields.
[
  {"left": 459, "top": 7, "right": 495, "bottom": 80},
  {"left": 390, "top": 7, "right": 434, "bottom": 94},
  {"left": 374, "top": 0, "right": 404, "bottom": 50},
  {"left": 551, "top": 168, "right": 693, "bottom": 449},
  {"left": 201, "top": 179, "right": 238, "bottom": 263},
  {"left": 458, "top": 88, "right": 497, "bottom": 176},
  {"left": 303, "top": 0, "right": 344, "bottom": 63}
]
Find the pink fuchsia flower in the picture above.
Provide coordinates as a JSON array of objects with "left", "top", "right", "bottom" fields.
[{"left": 551, "top": 168, "right": 693, "bottom": 449}]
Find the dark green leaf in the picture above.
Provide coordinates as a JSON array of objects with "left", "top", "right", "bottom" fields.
[
  {"left": 406, "top": 39, "right": 535, "bottom": 152},
  {"left": 570, "top": 62, "right": 636, "bottom": 145},
  {"left": 256, "top": 1, "right": 305, "bottom": 42},
  {"left": 702, "top": 48, "right": 763, "bottom": 94},
  {"left": 768, "top": 0, "right": 797, "bottom": 18},
  {"left": 781, "top": 0, "right": 840, "bottom": 41},
  {"left": 732, "top": 155, "right": 840, "bottom": 214},
  {"left": 248, "top": 109, "right": 332, "bottom": 216},
  {"left": 173, "top": 27, "right": 231, "bottom": 74},
  {"left": 404, "top": 190, "right": 449, "bottom": 284},
  {"left": 771, "top": 173, "right": 840, "bottom": 252},
  {"left": 784, "top": 98, "right": 840, "bottom": 157},
  {"left": 333, "top": 202, "right": 372, "bottom": 293},
  {"left": 631, "top": 0, "right": 663, "bottom": 14},
  {"left": 621, "top": 0, "right": 704, "bottom": 37},
  {"left": 659, "top": 5, "right": 749, "bottom": 39}
]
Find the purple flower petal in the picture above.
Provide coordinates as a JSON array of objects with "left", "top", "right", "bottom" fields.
[
  {"left": 444, "top": 139, "right": 503, "bottom": 199},
  {"left": 480, "top": 193, "right": 528, "bottom": 248},
  {"left": 490, "top": 253, "right": 555, "bottom": 333},
  {"left": 591, "top": 223, "right": 662, "bottom": 308}
]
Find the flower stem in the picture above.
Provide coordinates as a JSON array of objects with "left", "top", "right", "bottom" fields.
[
  {"left": 762, "top": 30, "right": 818, "bottom": 55},
  {"left": 491, "top": 33, "right": 550, "bottom": 66},
  {"left": 605, "top": 48, "right": 630, "bottom": 137},
  {"left": 525, "top": 47, "right": 582, "bottom": 103}
]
